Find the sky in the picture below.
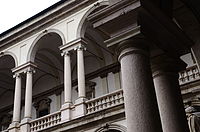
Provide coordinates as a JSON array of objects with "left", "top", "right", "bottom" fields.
[{"left": 0, "top": 0, "right": 60, "bottom": 34}]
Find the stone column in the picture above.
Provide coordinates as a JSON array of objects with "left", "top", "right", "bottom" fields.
[
  {"left": 74, "top": 44, "right": 86, "bottom": 118},
  {"left": 77, "top": 44, "right": 86, "bottom": 99},
  {"left": 20, "top": 69, "right": 34, "bottom": 132},
  {"left": 24, "top": 70, "right": 33, "bottom": 119},
  {"left": 8, "top": 74, "right": 22, "bottom": 132},
  {"left": 64, "top": 51, "right": 72, "bottom": 104},
  {"left": 61, "top": 51, "right": 72, "bottom": 122},
  {"left": 118, "top": 39, "right": 162, "bottom": 132},
  {"left": 152, "top": 55, "right": 190, "bottom": 132},
  {"left": 13, "top": 74, "right": 22, "bottom": 123}
]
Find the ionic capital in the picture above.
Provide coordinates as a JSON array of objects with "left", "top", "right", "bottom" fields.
[
  {"left": 25, "top": 68, "right": 36, "bottom": 74},
  {"left": 13, "top": 73, "right": 21, "bottom": 78},
  {"left": 61, "top": 51, "right": 70, "bottom": 57},
  {"left": 59, "top": 38, "right": 87, "bottom": 53},
  {"left": 12, "top": 62, "right": 37, "bottom": 75},
  {"left": 74, "top": 44, "right": 86, "bottom": 51}
]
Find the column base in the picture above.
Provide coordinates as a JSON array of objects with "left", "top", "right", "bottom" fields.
[
  {"left": 60, "top": 103, "right": 72, "bottom": 122},
  {"left": 20, "top": 118, "right": 31, "bottom": 132},
  {"left": 8, "top": 122, "right": 20, "bottom": 132},
  {"left": 74, "top": 98, "right": 87, "bottom": 118}
]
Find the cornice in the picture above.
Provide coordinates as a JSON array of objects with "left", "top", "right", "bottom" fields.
[
  {"left": 88, "top": 0, "right": 140, "bottom": 26},
  {"left": 59, "top": 37, "right": 87, "bottom": 53},
  {"left": 106, "top": 26, "right": 141, "bottom": 50},
  {"left": 0, "top": 0, "right": 98, "bottom": 50},
  {"left": 12, "top": 62, "right": 37, "bottom": 74}
]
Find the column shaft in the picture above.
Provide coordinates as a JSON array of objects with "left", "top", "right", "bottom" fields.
[
  {"left": 119, "top": 43, "right": 162, "bottom": 132},
  {"left": 24, "top": 70, "right": 33, "bottom": 118},
  {"left": 77, "top": 46, "right": 86, "bottom": 98},
  {"left": 64, "top": 52, "right": 72, "bottom": 103},
  {"left": 152, "top": 57, "right": 189, "bottom": 132},
  {"left": 13, "top": 74, "right": 21, "bottom": 123}
]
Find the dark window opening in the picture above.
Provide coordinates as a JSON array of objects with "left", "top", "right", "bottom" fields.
[{"left": 38, "top": 108, "right": 49, "bottom": 118}]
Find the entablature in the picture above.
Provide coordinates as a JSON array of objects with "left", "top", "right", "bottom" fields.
[{"left": 0, "top": 0, "right": 104, "bottom": 50}]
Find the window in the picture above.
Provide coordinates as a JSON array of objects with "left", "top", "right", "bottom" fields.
[
  {"left": 86, "top": 81, "right": 96, "bottom": 100},
  {"left": 0, "top": 114, "right": 12, "bottom": 131},
  {"left": 33, "top": 98, "right": 51, "bottom": 118},
  {"left": 75, "top": 81, "right": 96, "bottom": 100}
]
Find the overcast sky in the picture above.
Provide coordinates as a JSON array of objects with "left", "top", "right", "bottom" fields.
[{"left": 0, "top": 0, "right": 60, "bottom": 34}]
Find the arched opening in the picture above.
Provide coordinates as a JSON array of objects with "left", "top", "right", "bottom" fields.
[
  {"left": 30, "top": 32, "right": 64, "bottom": 118},
  {"left": 95, "top": 124, "right": 127, "bottom": 132},
  {"left": 0, "top": 55, "right": 16, "bottom": 131},
  {"left": 74, "top": 4, "right": 121, "bottom": 99}
]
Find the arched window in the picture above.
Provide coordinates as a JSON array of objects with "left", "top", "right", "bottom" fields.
[
  {"left": 86, "top": 81, "right": 96, "bottom": 100},
  {"left": 95, "top": 124, "right": 127, "bottom": 132},
  {"left": 75, "top": 81, "right": 96, "bottom": 100},
  {"left": 33, "top": 98, "right": 51, "bottom": 118}
]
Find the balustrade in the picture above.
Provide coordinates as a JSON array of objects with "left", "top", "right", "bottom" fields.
[
  {"left": 179, "top": 65, "right": 200, "bottom": 85},
  {"left": 30, "top": 111, "right": 61, "bottom": 132},
  {"left": 86, "top": 89, "right": 124, "bottom": 114}
]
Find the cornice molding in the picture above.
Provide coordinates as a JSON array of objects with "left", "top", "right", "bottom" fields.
[
  {"left": 12, "top": 62, "right": 37, "bottom": 74},
  {"left": 59, "top": 38, "right": 87, "bottom": 53},
  {"left": 0, "top": 0, "right": 98, "bottom": 50},
  {"left": 106, "top": 26, "right": 141, "bottom": 50}
]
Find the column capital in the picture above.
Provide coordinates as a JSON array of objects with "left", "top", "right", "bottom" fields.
[
  {"left": 74, "top": 44, "right": 86, "bottom": 51},
  {"left": 12, "top": 62, "right": 37, "bottom": 75},
  {"left": 117, "top": 36, "right": 149, "bottom": 52},
  {"left": 151, "top": 54, "right": 187, "bottom": 77},
  {"left": 61, "top": 51, "right": 70, "bottom": 57},
  {"left": 13, "top": 73, "right": 21, "bottom": 78},
  {"left": 59, "top": 38, "right": 87, "bottom": 53},
  {"left": 24, "top": 68, "right": 36, "bottom": 74},
  {"left": 117, "top": 36, "right": 150, "bottom": 61}
]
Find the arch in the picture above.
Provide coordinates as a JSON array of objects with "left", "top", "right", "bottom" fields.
[
  {"left": 27, "top": 29, "right": 65, "bottom": 62},
  {"left": 76, "top": 1, "right": 109, "bottom": 38},
  {"left": 1, "top": 51, "right": 18, "bottom": 67},
  {"left": 33, "top": 74, "right": 57, "bottom": 88},
  {"left": 95, "top": 124, "right": 127, "bottom": 132}
]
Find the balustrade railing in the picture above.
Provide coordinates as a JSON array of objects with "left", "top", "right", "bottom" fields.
[
  {"left": 30, "top": 111, "right": 61, "bottom": 132},
  {"left": 86, "top": 89, "right": 124, "bottom": 114},
  {"left": 179, "top": 65, "right": 200, "bottom": 85}
]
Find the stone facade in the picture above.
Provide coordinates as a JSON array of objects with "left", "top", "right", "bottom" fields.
[{"left": 0, "top": 0, "right": 199, "bottom": 132}]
